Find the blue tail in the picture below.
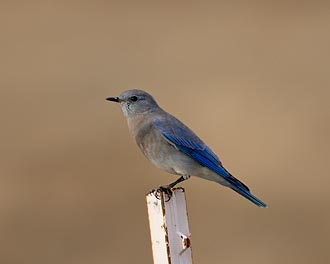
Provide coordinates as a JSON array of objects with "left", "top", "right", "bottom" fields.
[
  {"left": 229, "top": 182, "right": 267, "bottom": 208},
  {"left": 195, "top": 155, "right": 268, "bottom": 207},
  {"left": 195, "top": 154, "right": 268, "bottom": 207},
  {"left": 216, "top": 167, "right": 267, "bottom": 207}
]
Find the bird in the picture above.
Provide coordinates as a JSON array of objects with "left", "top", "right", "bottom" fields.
[{"left": 106, "top": 89, "right": 267, "bottom": 207}]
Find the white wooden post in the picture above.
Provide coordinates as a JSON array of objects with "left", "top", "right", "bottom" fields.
[{"left": 146, "top": 187, "right": 193, "bottom": 264}]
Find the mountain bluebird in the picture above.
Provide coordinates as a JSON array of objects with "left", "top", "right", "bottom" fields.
[{"left": 106, "top": 89, "right": 267, "bottom": 207}]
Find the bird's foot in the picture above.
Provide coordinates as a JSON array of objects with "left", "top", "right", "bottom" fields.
[
  {"left": 159, "top": 185, "right": 173, "bottom": 199},
  {"left": 152, "top": 185, "right": 173, "bottom": 202}
]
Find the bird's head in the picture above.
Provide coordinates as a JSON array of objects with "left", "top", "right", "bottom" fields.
[{"left": 106, "top": 89, "right": 159, "bottom": 117}]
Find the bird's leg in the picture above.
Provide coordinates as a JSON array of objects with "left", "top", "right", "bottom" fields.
[{"left": 168, "top": 175, "right": 190, "bottom": 188}]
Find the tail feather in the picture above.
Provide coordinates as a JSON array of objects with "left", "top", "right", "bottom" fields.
[
  {"left": 213, "top": 166, "right": 267, "bottom": 207},
  {"left": 174, "top": 146, "right": 267, "bottom": 207},
  {"left": 230, "top": 183, "right": 267, "bottom": 208}
]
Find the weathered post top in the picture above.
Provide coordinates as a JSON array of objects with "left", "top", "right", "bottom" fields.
[{"left": 146, "top": 188, "right": 192, "bottom": 264}]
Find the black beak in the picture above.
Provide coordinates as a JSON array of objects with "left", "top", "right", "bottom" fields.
[{"left": 106, "top": 97, "right": 120, "bottom": 102}]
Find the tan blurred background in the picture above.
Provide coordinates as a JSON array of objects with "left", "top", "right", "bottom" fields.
[{"left": 1, "top": 1, "right": 329, "bottom": 263}]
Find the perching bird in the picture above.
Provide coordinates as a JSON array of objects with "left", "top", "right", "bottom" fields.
[{"left": 106, "top": 89, "right": 267, "bottom": 207}]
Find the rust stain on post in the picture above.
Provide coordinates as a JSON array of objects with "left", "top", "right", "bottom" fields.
[{"left": 182, "top": 237, "right": 191, "bottom": 249}]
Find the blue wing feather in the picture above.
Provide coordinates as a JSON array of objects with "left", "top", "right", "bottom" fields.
[
  {"left": 154, "top": 117, "right": 267, "bottom": 207},
  {"left": 154, "top": 118, "right": 221, "bottom": 165}
]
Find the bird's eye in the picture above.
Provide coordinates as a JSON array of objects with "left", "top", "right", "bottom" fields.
[{"left": 130, "top": 96, "right": 138, "bottom": 102}]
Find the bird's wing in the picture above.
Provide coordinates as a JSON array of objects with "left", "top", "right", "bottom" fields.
[
  {"left": 154, "top": 117, "right": 270, "bottom": 207},
  {"left": 153, "top": 117, "right": 233, "bottom": 180}
]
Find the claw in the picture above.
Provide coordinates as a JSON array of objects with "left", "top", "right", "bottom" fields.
[
  {"left": 159, "top": 185, "right": 173, "bottom": 200},
  {"left": 151, "top": 186, "right": 173, "bottom": 202}
]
